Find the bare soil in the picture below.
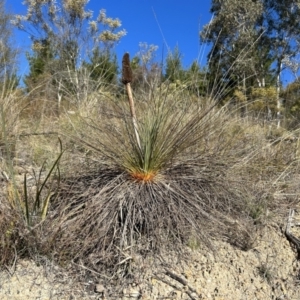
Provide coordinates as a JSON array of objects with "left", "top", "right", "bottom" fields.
[{"left": 0, "top": 224, "right": 299, "bottom": 300}]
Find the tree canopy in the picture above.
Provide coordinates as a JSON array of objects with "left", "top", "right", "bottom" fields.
[{"left": 200, "top": 0, "right": 300, "bottom": 93}]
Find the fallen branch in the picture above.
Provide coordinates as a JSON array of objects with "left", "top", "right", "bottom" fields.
[
  {"left": 164, "top": 268, "right": 199, "bottom": 296},
  {"left": 154, "top": 268, "right": 201, "bottom": 300},
  {"left": 19, "top": 132, "right": 58, "bottom": 137}
]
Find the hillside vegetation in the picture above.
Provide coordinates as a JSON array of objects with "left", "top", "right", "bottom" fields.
[{"left": 1, "top": 0, "right": 300, "bottom": 297}]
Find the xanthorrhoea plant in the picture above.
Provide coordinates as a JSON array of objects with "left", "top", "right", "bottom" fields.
[{"left": 57, "top": 62, "right": 252, "bottom": 275}]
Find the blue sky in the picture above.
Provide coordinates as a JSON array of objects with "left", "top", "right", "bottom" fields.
[
  {"left": 6, "top": 0, "right": 213, "bottom": 77},
  {"left": 5, "top": 0, "right": 296, "bottom": 85}
]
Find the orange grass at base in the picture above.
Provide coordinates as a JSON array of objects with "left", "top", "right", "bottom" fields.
[{"left": 130, "top": 171, "right": 157, "bottom": 182}]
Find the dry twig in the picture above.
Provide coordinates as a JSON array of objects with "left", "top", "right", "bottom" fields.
[{"left": 154, "top": 268, "right": 200, "bottom": 300}]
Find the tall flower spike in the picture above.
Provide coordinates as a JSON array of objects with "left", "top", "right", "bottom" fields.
[
  {"left": 122, "top": 53, "right": 133, "bottom": 84},
  {"left": 122, "top": 53, "right": 141, "bottom": 150}
]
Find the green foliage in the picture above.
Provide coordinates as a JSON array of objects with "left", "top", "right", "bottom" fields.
[
  {"left": 24, "top": 39, "right": 55, "bottom": 89},
  {"left": 282, "top": 80, "right": 300, "bottom": 115},
  {"left": 184, "top": 61, "right": 207, "bottom": 96},
  {"left": 123, "top": 101, "right": 187, "bottom": 178},
  {"left": 13, "top": 1, "right": 126, "bottom": 107},
  {"left": 10, "top": 139, "right": 64, "bottom": 228},
  {"left": 165, "top": 46, "right": 185, "bottom": 83},
  {"left": 264, "top": 0, "right": 300, "bottom": 77},
  {"left": 201, "top": 0, "right": 300, "bottom": 98},
  {"left": 258, "top": 263, "right": 273, "bottom": 283},
  {"left": 200, "top": 0, "right": 264, "bottom": 94},
  {"left": 163, "top": 47, "right": 207, "bottom": 97},
  {"left": 233, "top": 89, "right": 247, "bottom": 104},
  {"left": 83, "top": 48, "right": 118, "bottom": 84},
  {"left": 249, "top": 87, "right": 277, "bottom": 115}
]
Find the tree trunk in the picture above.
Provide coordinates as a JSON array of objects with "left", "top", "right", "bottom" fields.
[{"left": 276, "top": 62, "right": 282, "bottom": 128}]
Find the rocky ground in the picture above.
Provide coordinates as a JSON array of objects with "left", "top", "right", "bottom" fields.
[{"left": 0, "top": 224, "right": 300, "bottom": 300}]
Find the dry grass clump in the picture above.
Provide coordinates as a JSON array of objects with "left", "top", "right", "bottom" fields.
[
  {"left": 226, "top": 119, "right": 300, "bottom": 223},
  {"left": 43, "top": 83, "right": 266, "bottom": 279},
  {"left": 0, "top": 199, "right": 19, "bottom": 265},
  {"left": 0, "top": 126, "right": 64, "bottom": 267},
  {"left": 0, "top": 79, "right": 24, "bottom": 161}
]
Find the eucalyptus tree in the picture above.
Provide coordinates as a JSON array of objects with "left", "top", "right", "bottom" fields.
[
  {"left": 200, "top": 0, "right": 265, "bottom": 100},
  {"left": 262, "top": 0, "right": 300, "bottom": 125},
  {"left": 13, "top": 0, "right": 126, "bottom": 109},
  {"left": 263, "top": 0, "right": 300, "bottom": 84},
  {"left": 201, "top": 0, "right": 300, "bottom": 125}
]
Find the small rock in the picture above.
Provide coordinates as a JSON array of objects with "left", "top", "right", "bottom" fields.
[
  {"left": 129, "top": 288, "right": 140, "bottom": 298},
  {"left": 95, "top": 284, "right": 105, "bottom": 294}
]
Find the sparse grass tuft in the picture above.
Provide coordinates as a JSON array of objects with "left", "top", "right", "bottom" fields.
[{"left": 258, "top": 263, "right": 273, "bottom": 283}]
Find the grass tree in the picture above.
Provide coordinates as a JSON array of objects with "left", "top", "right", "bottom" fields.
[{"left": 50, "top": 51, "right": 258, "bottom": 278}]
